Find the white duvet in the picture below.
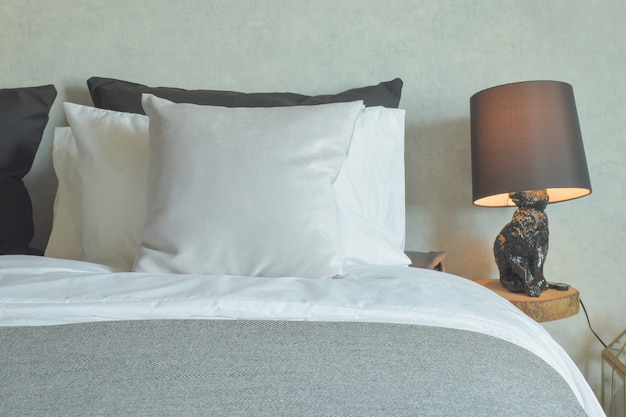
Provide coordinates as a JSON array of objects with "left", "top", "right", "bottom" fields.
[{"left": 0, "top": 255, "right": 605, "bottom": 416}]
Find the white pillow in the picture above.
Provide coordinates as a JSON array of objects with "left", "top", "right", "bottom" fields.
[
  {"left": 133, "top": 95, "right": 364, "bottom": 278},
  {"left": 63, "top": 102, "right": 149, "bottom": 271},
  {"left": 46, "top": 103, "right": 409, "bottom": 270},
  {"left": 45, "top": 127, "right": 82, "bottom": 260},
  {"left": 335, "top": 106, "right": 409, "bottom": 266}
]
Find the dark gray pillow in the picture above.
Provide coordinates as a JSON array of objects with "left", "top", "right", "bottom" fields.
[
  {"left": 0, "top": 177, "right": 35, "bottom": 254},
  {"left": 0, "top": 84, "right": 57, "bottom": 254},
  {"left": 87, "top": 77, "right": 403, "bottom": 114}
]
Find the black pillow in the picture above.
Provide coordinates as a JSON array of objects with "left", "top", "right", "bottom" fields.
[
  {"left": 0, "top": 177, "right": 35, "bottom": 253},
  {"left": 0, "top": 84, "right": 57, "bottom": 255},
  {"left": 87, "top": 77, "right": 403, "bottom": 114}
]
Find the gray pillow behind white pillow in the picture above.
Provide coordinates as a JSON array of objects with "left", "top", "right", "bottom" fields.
[{"left": 134, "top": 94, "right": 364, "bottom": 278}]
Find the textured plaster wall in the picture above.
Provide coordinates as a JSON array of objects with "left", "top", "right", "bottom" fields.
[{"left": 2, "top": 0, "right": 624, "bottom": 396}]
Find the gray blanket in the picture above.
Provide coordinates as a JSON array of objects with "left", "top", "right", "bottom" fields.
[{"left": 0, "top": 319, "right": 587, "bottom": 416}]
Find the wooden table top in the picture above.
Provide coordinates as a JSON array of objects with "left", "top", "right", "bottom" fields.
[{"left": 475, "top": 279, "right": 580, "bottom": 322}]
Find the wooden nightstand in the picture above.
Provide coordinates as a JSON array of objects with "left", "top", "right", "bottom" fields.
[
  {"left": 405, "top": 251, "right": 447, "bottom": 271},
  {"left": 475, "top": 279, "right": 580, "bottom": 322}
]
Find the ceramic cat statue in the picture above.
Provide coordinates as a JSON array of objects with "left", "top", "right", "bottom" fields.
[{"left": 494, "top": 190, "right": 550, "bottom": 297}]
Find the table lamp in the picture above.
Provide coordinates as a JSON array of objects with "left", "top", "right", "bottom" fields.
[{"left": 470, "top": 80, "right": 591, "bottom": 297}]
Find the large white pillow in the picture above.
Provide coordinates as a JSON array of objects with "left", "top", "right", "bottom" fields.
[
  {"left": 335, "top": 106, "right": 409, "bottom": 266},
  {"left": 45, "top": 127, "right": 82, "bottom": 260},
  {"left": 46, "top": 103, "right": 409, "bottom": 270},
  {"left": 63, "top": 102, "right": 149, "bottom": 271},
  {"left": 133, "top": 95, "right": 364, "bottom": 278}
]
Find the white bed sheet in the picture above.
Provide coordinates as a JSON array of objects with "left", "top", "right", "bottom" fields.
[{"left": 0, "top": 255, "right": 604, "bottom": 416}]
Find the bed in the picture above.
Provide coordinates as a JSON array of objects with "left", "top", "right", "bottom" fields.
[{"left": 0, "top": 78, "right": 606, "bottom": 416}]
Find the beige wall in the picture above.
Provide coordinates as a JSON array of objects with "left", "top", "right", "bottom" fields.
[{"left": 2, "top": 0, "right": 624, "bottom": 395}]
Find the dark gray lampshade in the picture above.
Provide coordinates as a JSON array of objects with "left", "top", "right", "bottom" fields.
[{"left": 470, "top": 80, "right": 591, "bottom": 207}]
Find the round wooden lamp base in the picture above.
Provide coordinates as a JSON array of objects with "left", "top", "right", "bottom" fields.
[{"left": 476, "top": 279, "right": 580, "bottom": 322}]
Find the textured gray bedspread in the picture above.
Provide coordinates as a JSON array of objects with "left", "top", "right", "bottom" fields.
[{"left": 1, "top": 319, "right": 587, "bottom": 417}]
